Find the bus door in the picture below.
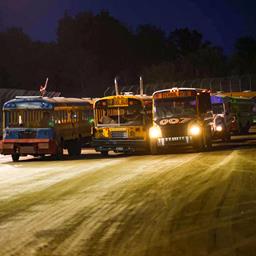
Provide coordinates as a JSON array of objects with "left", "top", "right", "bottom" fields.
[{"left": 70, "top": 110, "right": 79, "bottom": 139}]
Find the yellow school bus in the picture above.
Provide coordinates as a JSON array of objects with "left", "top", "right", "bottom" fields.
[{"left": 92, "top": 94, "right": 152, "bottom": 155}]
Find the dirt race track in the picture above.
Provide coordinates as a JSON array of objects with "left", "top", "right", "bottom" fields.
[{"left": 0, "top": 135, "right": 256, "bottom": 256}]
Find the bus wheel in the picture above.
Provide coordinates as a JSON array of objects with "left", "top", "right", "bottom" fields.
[
  {"left": 192, "top": 137, "right": 204, "bottom": 152},
  {"left": 223, "top": 131, "right": 231, "bottom": 142},
  {"left": 150, "top": 140, "right": 159, "bottom": 155},
  {"left": 54, "top": 145, "right": 63, "bottom": 160},
  {"left": 101, "top": 151, "right": 109, "bottom": 157},
  {"left": 67, "top": 141, "right": 76, "bottom": 157},
  {"left": 241, "top": 123, "right": 250, "bottom": 134},
  {"left": 205, "top": 137, "right": 212, "bottom": 151},
  {"left": 12, "top": 153, "right": 20, "bottom": 162},
  {"left": 204, "top": 128, "right": 212, "bottom": 151},
  {"left": 75, "top": 142, "right": 82, "bottom": 156}
]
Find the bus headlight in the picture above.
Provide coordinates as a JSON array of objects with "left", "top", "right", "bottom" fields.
[
  {"left": 189, "top": 125, "right": 201, "bottom": 136},
  {"left": 149, "top": 126, "right": 162, "bottom": 138},
  {"left": 96, "top": 129, "right": 104, "bottom": 138},
  {"left": 216, "top": 125, "right": 223, "bottom": 132}
]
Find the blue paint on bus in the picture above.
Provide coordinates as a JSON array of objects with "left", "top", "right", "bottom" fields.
[
  {"left": 3, "top": 128, "right": 54, "bottom": 140},
  {"left": 210, "top": 95, "right": 224, "bottom": 104}
]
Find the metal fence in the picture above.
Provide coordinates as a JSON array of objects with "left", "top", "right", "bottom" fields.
[
  {"left": 104, "top": 74, "right": 256, "bottom": 96},
  {"left": 0, "top": 88, "right": 61, "bottom": 107}
]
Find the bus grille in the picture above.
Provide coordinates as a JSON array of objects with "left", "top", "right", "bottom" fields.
[
  {"left": 160, "top": 124, "right": 188, "bottom": 137},
  {"left": 111, "top": 131, "right": 128, "bottom": 138}
]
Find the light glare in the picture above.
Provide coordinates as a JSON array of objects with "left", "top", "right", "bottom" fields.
[
  {"left": 216, "top": 125, "right": 223, "bottom": 132},
  {"left": 189, "top": 125, "right": 201, "bottom": 136},
  {"left": 149, "top": 127, "right": 162, "bottom": 138}
]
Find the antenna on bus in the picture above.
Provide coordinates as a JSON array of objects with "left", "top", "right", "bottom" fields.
[
  {"left": 40, "top": 77, "right": 48, "bottom": 97},
  {"left": 140, "top": 76, "right": 144, "bottom": 96},
  {"left": 114, "top": 77, "right": 119, "bottom": 96}
]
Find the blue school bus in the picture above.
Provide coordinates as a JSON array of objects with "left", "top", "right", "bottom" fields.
[{"left": 0, "top": 96, "right": 93, "bottom": 161}]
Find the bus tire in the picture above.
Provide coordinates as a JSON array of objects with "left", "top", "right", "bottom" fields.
[
  {"left": 223, "top": 131, "right": 231, "bottom": 142},
  {"left": 192, "top": 136, "right": 204, "bottom": 152},
  {"left": 241, "top": 123, "right": 250, "bottom": 134},
  {"left": 101, "top": 151, "right": 109, "bottom": 157},
  {"left": 150, "top": 140, "right": 159, "bottom": 155},
  {"left": 205, "top": 137, "right": 212, "bottom": 151},
  {"left": 204, "top": 129, "right": 212, "bottom": 151},
  {"left": 75, "top": 142, "right": 82, "bottom": 156},
  {"left": 53, "top": 145, "right": 63, "bottom": 160},
  {"left": 12, "top": 153, "right": 20, "bottom": 162},
  {"left": 67, "top": 141, "right": 76, "bottom": 157}
]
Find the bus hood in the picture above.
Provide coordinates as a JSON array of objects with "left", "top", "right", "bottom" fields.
[{"left": 155, "top": 117, "right": 194, "bottom": 126}]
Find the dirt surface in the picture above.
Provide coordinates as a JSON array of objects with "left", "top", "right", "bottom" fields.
[{"left": 0, "top": 135, "right": 256, "bottom": 256}]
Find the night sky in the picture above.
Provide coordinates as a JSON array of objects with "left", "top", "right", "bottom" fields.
[{"left": 0, "top": 0, "right": 255, "bottom": 53}]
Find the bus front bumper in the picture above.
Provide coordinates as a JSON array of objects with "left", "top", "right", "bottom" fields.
[
  {"left": 92, "top": 138, "right": 148, "bottom": 153},
  {"left": 156, "top": 136, "right": 193, "bottom": 147},
  {"left": 0, "top": 139, "right": 57, "bottom": 156}
]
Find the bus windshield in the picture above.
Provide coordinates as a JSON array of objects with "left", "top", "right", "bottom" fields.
[
  {"left": 154, "top": 96, "right": 197, "bottom": 119},
  {"left": 4, "top": 110, "right": 53, "bottom": 128},
  {"left": 212, "top": 103, "right": 224, "bottom": 114},
  {"left": 96, "top": 100, "right": 144, "bottom": 126}
]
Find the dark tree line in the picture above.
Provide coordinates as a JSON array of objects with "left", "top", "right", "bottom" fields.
[{"left": 0, "top": 10, "right": 255, "bottom": 96}]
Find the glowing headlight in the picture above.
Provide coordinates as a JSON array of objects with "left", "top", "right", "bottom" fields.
[
  {"left": 189, "top": 125, "right": 201, "bottom": 136},
  {"left": 149, "top": 126, "right": 162, "bottom": 138},
  {"left": 216, "top": 125, "right": 223, "bottom": 132}
]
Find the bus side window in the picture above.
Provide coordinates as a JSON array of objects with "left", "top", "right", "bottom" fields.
[
  {"left": 82, "top": 111, "right": 86, "bottom": 121},
  {"left": 61, "top": 111, "right": 65, "bottom": 124},
  {"left": 71, "top": 111, "right": 77, "bottom": 123},
  {"left": 63, "top": 111, "right": 67, "bottom": 123},
  {"left": 78, "top": 111, "right": 82, "bottom": 122},
  {"left": 58, "top": 111, "right": 61, "bottom": 124},
  {"left": 54, "top": 111, "right": 59, "bottom": 125},
  {"left": 67, "top": 111, "right": 71, "bottom": 123},
  {"left": 225, "top": 102, "right": 231, "bottom": 114},
  {"left": 75, "top": 111, "right": 78, "bottom": 122},
  {"left": 59, "top": 111, "right": 62, "bottom": 124}
]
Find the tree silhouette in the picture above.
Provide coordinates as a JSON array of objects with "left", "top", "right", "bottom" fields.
[
  {"left": 230, "top": 36, "right": 256, "bottom": 74},
  {"left": 0, "top": 11, "right": 253, "bottom": 96}
]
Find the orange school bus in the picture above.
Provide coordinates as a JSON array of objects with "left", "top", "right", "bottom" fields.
[{"left": 92, "top": 94, "right": 152, "bottom": 155}]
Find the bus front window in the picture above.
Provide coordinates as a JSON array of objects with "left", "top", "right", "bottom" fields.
[
  {"left": 97, "top": 106, "right": 143, "bottom": 126},
  {"left": 154, "top": 97, "right": 196, "bottom": 119},
  {"left": 212, "top": 103, "right": 224, "bottom": 114}
]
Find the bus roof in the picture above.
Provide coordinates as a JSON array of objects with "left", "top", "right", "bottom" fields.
[
  {"left": 219, "top": 91, "right": 256, "bottom": 99},
  {"left": 3, "top": 97, "right": 93, "bottom": 110},
  {"left": 153, "top": 87, "right": 210, "bottom": 97},
  {"left": 95, "top": 94, "right": 152, "bottom": 104},
  {"left": 212, "top": 93, "right": 254, "bottom": 103}
]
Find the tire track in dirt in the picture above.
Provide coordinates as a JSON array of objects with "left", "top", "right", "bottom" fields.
[
  {"left": 0, "top": 148, "right": 255, "bottom": 256},
  {"left": 0, "top": 154, "right": 194, "bottom": 256},
  {"left": 12, "top": 154, "right": 200, "bottom": 256},
  {"left": 76, "top": 150, "right": 239, "bottom": 256},
  {"left": 0, "top": 155, "right": 130, "bottom": 199},
  {"left": 46, "top": 153, "right": 227, "bottom": 256}
]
